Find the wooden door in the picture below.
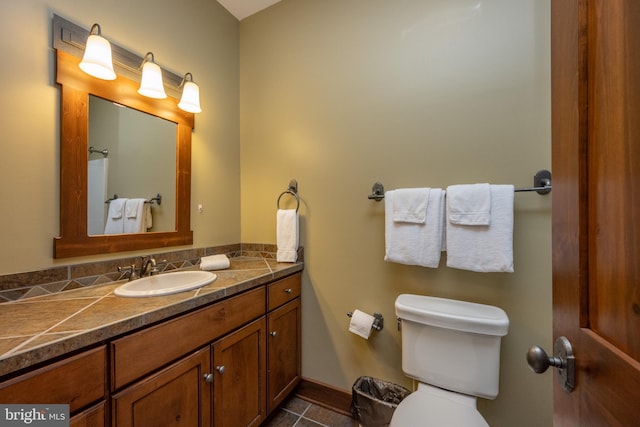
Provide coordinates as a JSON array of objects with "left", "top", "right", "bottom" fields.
[
  {"left": 112, "top": 347, "right": 211, "bottom": 427},
  {"left": 212, "top": 317, "right": 266, "bottom": 427},
  {"left": 267, "top": 298, "right": 302, "bottom": 413},
  {"left": 552, "top": 0, "right": 640, "bottom": 424}
]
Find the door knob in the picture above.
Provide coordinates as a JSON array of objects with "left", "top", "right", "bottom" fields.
[
  {"left": 270, "top": 331, "right": 278, "bottom": 337},
  {"left": 527, "top": 336, "right": 575, "bottom": 392},
  {"left": 203, "top": 373, "right": 214, "bottom": 383},
  {"left": 527, "top": 346, "right": 562, "bottom": 373},
  {"left": 216, "top": 365, "right": 225, "bottom": 374}
]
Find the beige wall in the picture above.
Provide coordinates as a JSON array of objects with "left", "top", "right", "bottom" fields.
[
  {"left": 240, "top": 1, "right": 552, "bottom": 426},
  {"left": 0, "top": 0, "right": 240, "bottom": 273}
]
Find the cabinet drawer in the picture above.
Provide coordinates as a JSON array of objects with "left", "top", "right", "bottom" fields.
[
  {"left": 267, "top": 274, "right": 301, "bottom": 311},
  {"left": 0, "top": 346, "right": 106, "bottom": 414},
  {"left": 111, "top": 287, "right": 266, "bottom": 390}
]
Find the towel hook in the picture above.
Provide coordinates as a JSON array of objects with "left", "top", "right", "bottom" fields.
[{"left": 277, "top": 179, "right": 300, "bottom": 212}]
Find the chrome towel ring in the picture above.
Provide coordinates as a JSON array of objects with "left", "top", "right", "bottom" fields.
[{"left": 277, "top": 179, "right": 300, "bottom": 212}]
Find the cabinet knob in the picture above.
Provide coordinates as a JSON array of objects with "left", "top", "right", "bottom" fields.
[
  {"left": 216, "top": 365, "right": 225, "bottom": 374},
  {"left": 203, "top": 373, "right": 214, "bottom": 383},
  {"left": 270, "top": 331, "right": 278, "bottom": 337},
  {"left": 284, "top": 288, "right": 292, "bottom": 294}
]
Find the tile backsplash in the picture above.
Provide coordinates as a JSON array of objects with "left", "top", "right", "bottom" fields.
[{"left": 0, "top": 243, "right": 293, "bottom": 303}]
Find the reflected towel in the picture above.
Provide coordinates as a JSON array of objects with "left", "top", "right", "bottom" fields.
[
  {"left": 124, "top": 199, "right": 148, "bottom": 233},
  {"left": 277, "top": 209, "right": 299, "bottom": 263},
  {"left": 385, "top": 189, "right": 445, "bottom": 268},
  {"left": 200, "top": 254, "right": 230, "bottom": 271},
  {"left": 446, "top": 185, "right": 514, "bottom": 273},
  {"left": 104, "top": 198, "right": 127, "bottom": 234}
]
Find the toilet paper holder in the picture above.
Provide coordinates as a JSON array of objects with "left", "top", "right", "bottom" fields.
[{"left": 347, "top": 311, "right": 384, "bottom": 332}]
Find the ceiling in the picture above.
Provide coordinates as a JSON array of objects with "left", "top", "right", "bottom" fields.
[{"left": 216, "top": 0, "right": 282, "bottom": 20}]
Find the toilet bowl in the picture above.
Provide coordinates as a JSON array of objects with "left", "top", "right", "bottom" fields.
[{"left": 390, "top": 294, "right": 509, "bottom": 426}]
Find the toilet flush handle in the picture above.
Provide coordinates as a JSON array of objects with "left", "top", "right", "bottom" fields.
[{"left": 526, "top": 336, "right": 575, "bottom": 393}]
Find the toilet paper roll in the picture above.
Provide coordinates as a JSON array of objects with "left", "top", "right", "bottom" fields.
[{"left": 349, "top": 309, "right": 375, "bottom": 339}]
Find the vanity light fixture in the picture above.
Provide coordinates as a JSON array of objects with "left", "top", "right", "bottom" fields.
[
  {"left": 138, "top": 52, "right": 167, "bottom": 99},
  {"left": 79, "top": 23, "right": 116, "bottom": 80},
  {"left": 178, "top": 73, "right": 202, "bottom": 113}
]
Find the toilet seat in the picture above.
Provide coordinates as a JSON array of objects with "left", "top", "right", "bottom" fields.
[{"left": 390, "top": 383, "right": 489, "bottom": 427}]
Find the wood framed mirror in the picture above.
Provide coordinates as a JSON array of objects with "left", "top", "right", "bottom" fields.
[{"left": 54, "top": 49, "right": 193, "bottom": 258}]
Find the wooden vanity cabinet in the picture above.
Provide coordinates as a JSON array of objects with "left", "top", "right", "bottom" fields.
[
  {"left": 266, "top": 274, "right": 302, "bottom": 413},
  {"left": 0, "top": 272, "right": 302, "bottom": 427},
  {"left": 0, "top": 345, "right": 107, "bottom": 425},
  {"left": 110, "top": 287, "right": 266, "bottom": 391}
]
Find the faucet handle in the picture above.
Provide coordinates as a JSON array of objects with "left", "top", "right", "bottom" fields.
[{"left": 117, "top": 264, "right": 137, "bottom": 281}]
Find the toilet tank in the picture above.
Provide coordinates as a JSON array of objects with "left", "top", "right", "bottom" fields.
[{"left": 395, "top": 294, "right": 509, "bottom": 400}]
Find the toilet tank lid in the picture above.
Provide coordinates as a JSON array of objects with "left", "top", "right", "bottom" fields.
[{"left": 395, "top": 294, "right": 509, "bottom": 336}]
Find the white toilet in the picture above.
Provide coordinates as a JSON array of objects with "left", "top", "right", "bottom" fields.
[{"left": 390, "top": 294, "right": 509, "bottom": 426}]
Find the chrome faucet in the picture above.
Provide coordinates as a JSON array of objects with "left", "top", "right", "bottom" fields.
[
  {"left": 118, "top": 255, "right": 159, "bottom": 281},
  {"left": 140, "top": 256, "right": 157, "bottom": 277}
]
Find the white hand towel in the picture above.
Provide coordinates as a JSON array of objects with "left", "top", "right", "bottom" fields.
[
  {"left": 446, "top": 185, "right": 514, "bottom": 273},
  {"left": 200, "top": 254, "right": 230, "bottom": 271},
  {"left": 277, "top": 209, "right": 299, "bottom": 263},
  {"left": 385, "top": 189, "right": 445, "bottom": 268},
  {"left": 104, "top": 198, "right": 127, "bottom": 234},
  {"left": 393, "top": 188, "right": 430, "bottom": 223},
  {"left": 123, "top": 199, "right": 147, "bottom": 233},
  {"left": 447, "top": 183, "right": 491, "bottom": 225}
]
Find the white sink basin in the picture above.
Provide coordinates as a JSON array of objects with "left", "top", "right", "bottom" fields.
[{"left": 114, "top": 271, "right": 217, "bottom": 297}]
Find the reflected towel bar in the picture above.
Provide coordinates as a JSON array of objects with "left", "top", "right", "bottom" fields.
[{"left": 105, "top": 193, "right": 162, "bottom": 205}]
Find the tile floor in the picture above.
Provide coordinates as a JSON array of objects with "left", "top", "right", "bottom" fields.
[{"left": 263, "top": 396, "right": 358, "bottom": 427}]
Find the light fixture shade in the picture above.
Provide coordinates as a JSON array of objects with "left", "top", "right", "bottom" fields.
[
  {"left": 138, "top": 59, "right": 167, "bottom": 99},
  {"left": 178, "top": 81, "right": 201, "bottom": 113},
  {"left": 79, "top": 31, "right": 116, "bottom": 80}
]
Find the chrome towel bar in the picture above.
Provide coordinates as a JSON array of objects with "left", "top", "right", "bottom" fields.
[{"left": 368, "top": 169, "right": 552, "bottom": 201}]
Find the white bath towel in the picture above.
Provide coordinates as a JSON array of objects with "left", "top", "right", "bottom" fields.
[
  {"left": 277, "top": 209, "right": 299, "bottom": 262},
  {"left": 124, "top": 199, "right": 149, "bottom": 233},
  {"left": 393, "top": 188, "right": 430, "bottom": 223},
  {"left": 200, "top": 254, "right": 230, "bottom": 271},
  {"left": 447, "top": 183, "right": 491, "bottom": 225},
  {"left": 104, "top": 198, "right": 127, "bottom": 234},
  {"left": 385, "top": 189, "right": 445, "bottom": 268},
  {"left": 446, "top": 185, "right": 514, "bottom": 273}
]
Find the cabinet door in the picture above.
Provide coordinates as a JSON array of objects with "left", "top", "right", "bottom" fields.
[
  {"left": 267, "top": 298, "right": 301, "bottom": 413},
  {"left": 212, "top": 317, "right": 266, "bottom": 427},
  {"left": 112, "top": 347, "right": 211, "bottom": 427}
]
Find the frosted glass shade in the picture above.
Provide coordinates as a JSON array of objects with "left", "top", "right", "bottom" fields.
[
  {"left": 79, "top": 34, "right": 116, "bottom": 80},
  {"left": 138, "top": 61, "right": 167, "bottom": 99},
  {"left": 178, "top": 81, "right": 201, "bottom": 113}
]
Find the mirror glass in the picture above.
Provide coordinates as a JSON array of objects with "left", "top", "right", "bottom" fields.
[{"left": 88, "top": 95, "right": 176, "bottom": 235}]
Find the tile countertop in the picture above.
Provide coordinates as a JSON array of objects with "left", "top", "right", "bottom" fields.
[{"left": 0, "top": 257, "right": 303, "bottom": 378}]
